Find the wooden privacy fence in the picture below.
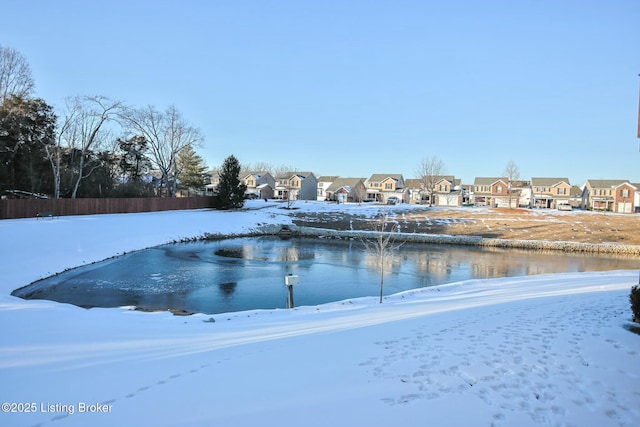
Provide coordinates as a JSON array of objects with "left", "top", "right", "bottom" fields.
[{"left": 0, "top": 197, "right": 217, "bottom": 220}]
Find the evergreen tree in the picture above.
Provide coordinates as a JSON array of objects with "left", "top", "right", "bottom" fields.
[
  {"left": 117, "top": 135, "right": 151, "bottom": 183},
  {"left": 0, "top": 95, "right": 56, "bottom": 195},
  {"left": 177, "top": 144, "right": 208, "bottom": 193},
  {"left": 217, "top": 155, "right": 246, "bottom": 209}
]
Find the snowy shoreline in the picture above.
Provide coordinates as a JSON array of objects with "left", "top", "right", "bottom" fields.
[
  {"left": 287, "top": 225, "right": 640, "bottom": 255},
  {"left": 1, "top": 202, "right": 639, "bottom": 427}
]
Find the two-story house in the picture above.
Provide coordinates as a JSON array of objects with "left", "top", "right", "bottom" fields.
[
  {"left": 404, "top": 176, "right": 460, "bottom": 206},
  {"left": 366, "top": 174, "right": 405, "bottom": 203},
  {"left": 242, "top": 171, "right": 275, "bottom": 199},
  {"left": 317, "top": 176, "right": 339, "bottom": 201},
  {"left": 530, "top": 178, "right": 572, "bottom": 209},
  {"left": 274, "top": 172, "right": 318, "bottom": 201},
  {"left": 434, "top": 176, "right": 462, "bottom": 206},
  {"left": 582, "top": 179, "right": 638, "bottom": 213},
  {"left": 472, "top": 177, "right": 508, "bottom": 207},
  {"left": 473, "top": 177, "right": 528, "bottom": 208}
]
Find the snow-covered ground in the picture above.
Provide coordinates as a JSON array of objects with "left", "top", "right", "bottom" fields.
[{"left": 1, "top": 201, "right": 639, "bottom": 427}]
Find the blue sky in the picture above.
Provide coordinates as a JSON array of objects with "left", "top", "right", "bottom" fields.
[{"left": 3, "top": 0, "right": 639, "bottom": 185}]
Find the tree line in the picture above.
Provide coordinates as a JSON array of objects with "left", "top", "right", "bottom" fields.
[{"left": 0, "top": 45, "right": 209, "bottom": 199}]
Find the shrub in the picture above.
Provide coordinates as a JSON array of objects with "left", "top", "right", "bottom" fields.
[{"left": 631, "top": 285, "right": 640, "bottom": 323}]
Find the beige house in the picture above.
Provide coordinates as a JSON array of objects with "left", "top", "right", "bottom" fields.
[
  {"left": 274, "top": 172, "right": 318, "bottom": 201},
  {"left": 405, "top": 176, "right": 462, "bottom": 206},
  {"left": 582, "top": 179, "right": 637, "bottom": 213},
  {"left": 366, "top": 174, "right": 405, "bottom": 203},
  {"left": 242, "top": 171, "right": 275, "bottom": 199},
  {"left": 434, "top": 177, "right": 462, "bottom": 206},
  {"left": 530, "top": 177, "right": 572, "bottom": 208}
]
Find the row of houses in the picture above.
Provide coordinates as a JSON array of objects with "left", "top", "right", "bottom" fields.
[{"left": 208, "top": 172, "right": 640, "bottom": 213}]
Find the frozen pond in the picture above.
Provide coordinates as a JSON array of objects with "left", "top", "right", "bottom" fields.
[{"left": 13, "top": 236, "right": 639, "bottom": 315}]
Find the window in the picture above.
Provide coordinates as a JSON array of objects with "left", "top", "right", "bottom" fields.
[
  {"left": 496, "top": 185, "right": 503, "bottom": 193},
  {"left": 385, "top": 183, "right": 393, "bottom": 190},
  {"left": 557, "top": 188, "right": 566, "bottom": 195},
  {"left": 621, "top": 189, "right": 630, "bottom": 197}
]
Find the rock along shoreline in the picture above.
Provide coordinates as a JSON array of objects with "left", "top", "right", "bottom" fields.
[{"left": 248, "top": 224, "right": 640, "bottom": 256}]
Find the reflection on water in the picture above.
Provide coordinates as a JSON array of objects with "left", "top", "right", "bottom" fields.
[{"left": 13, "top": 236, "right": 639, "bottom": 315}]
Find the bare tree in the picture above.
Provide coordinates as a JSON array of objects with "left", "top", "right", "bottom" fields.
[
  {"left": 353, "top": 180, "right": 367, "bottom": 204},
  {"left": 58, "top": 96, "right": 123, "bottom": 198},
  {"left": 272, "top": 164, "right": 294, "bottom": 179},
  {"left": 415, "top": 155, "right": 445, "bottom": 206},
  {"left": 241, "top": 161, "right": 274, "bottom": 175},
  {"left": 45, "top": 107, "right": 75, "bottom": 199},
  {"left": 503, "top": 159, "right": 521, "bottom": 209},
  {"left": 360, "top": 213, "right": 404, "bottom": 303},
  {"left": 284, "top": 176, "right": 297, "bottom": 209},
  {"left": 122, "top": 105, "right": 203, "bottom": 196},
  {"left": 0, "top": 45, "right": 34, "bottom": 104}
]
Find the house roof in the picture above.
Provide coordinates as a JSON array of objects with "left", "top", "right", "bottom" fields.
[
  {"left": 317, "top": 176, "right": 339, "bottom": 183},
  {"left": 570, "top": 186, "right": 582, "bottom": 197},
  {"left": 613, "top": 182, "right": 638, "bottom": 190},
  {"left": 368, "top": 174, "right": 403, "bottom": 182},
  {"left": 531, "top": 177, "right": 570, "bottom": 187},
  {"left": 586, "top": 179, "right": 630, "bottom": 189},
  {"left": 276, "top": 171, "right": 314, "bottom": 180},
  {"left": 404, "top": 179, "right": 422, "bottom": 189},
  {"left": 433, "top": 175, "right": 455, "bottom": 183},
  {"left": 325, "top": 178, "right": 366, "bottom": 192},
  {"left": 473, "top": 177, "right": 507, "bottom": 186},
  {"left": 434, "top": 177, "right": 461, "bottom": 188},
  {"left": 243, "top": 171, "right": 269, "bottom": 179}
]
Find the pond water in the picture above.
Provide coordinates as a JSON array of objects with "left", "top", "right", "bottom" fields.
[{"left": 13, "top": 236, "right": 639, "bottom": 315}]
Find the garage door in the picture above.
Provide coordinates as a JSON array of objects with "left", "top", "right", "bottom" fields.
[{"left": 617, "top": 203, "right": 632, "bottom": 213}]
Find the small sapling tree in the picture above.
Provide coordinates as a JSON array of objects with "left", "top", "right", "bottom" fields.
[{"left": 360, "top": 213, "right": 404, "bottom": 303}]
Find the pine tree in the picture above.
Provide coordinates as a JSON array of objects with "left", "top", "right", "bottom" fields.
[
  {"left": 217, "top": 155, "right": 246, "bottom": 209},
  {"left": 177, "top": 145, "right": 208, "bottom": 193}
]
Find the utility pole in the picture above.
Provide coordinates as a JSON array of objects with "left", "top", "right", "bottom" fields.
[{"left": 637, "top": 74, "right": 640, "bottom": 142}]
